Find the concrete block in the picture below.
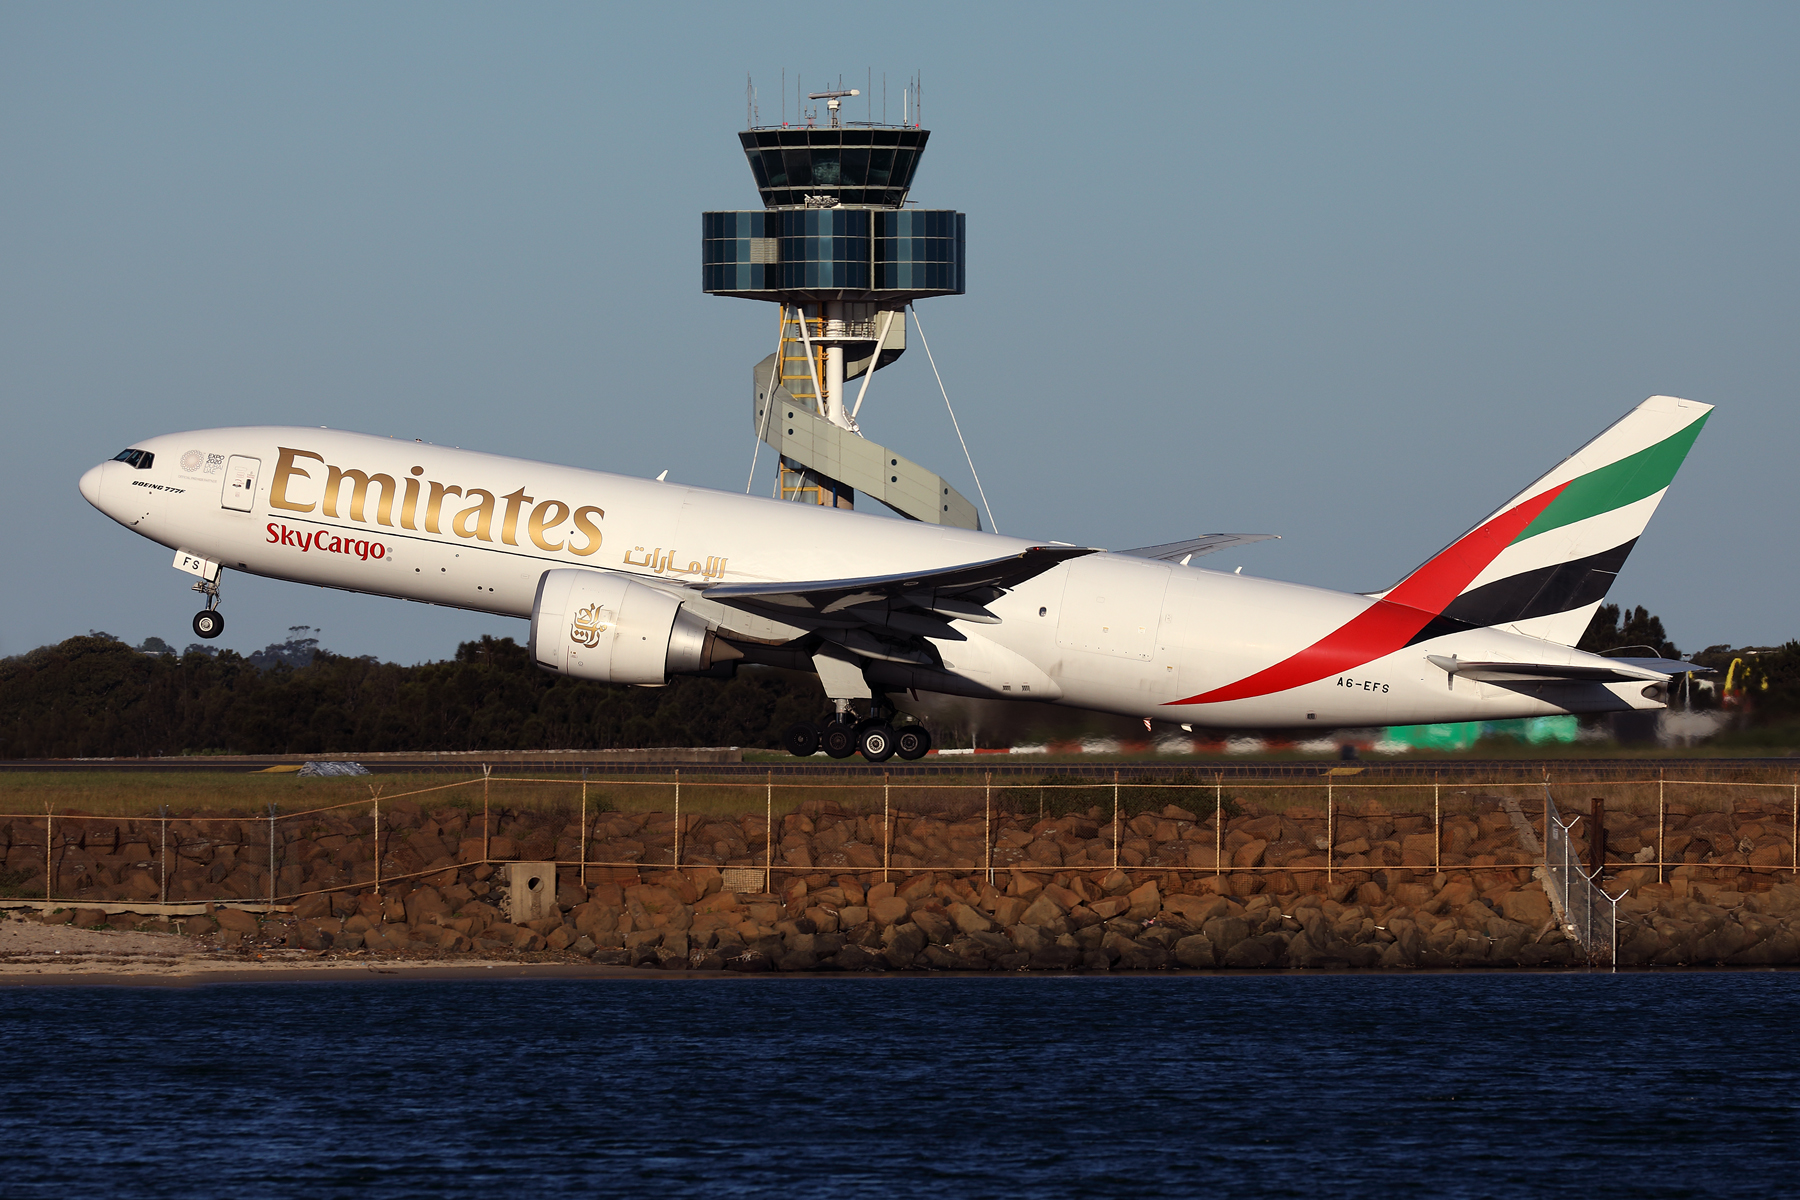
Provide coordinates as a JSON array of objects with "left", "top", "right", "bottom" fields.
[{"left": 506, "top": 862, "right": 558, "bottom": 924}]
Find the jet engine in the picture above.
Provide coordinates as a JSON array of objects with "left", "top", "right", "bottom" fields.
[{"left": 530, "top": 568, "right": 735, "bottom": 685}]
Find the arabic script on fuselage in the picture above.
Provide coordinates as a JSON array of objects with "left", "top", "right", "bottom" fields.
[{"left": 621, "top": 547, "right": 728, "bottom": 581}]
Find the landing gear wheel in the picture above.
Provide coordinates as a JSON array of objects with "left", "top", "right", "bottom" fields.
[
  {"left": 821, "top": 721, "right": 857, "bottom": 759},
  {"left": 894, "top": 725, "right": 932, "bottom": 761},
  {"left": 192, "top": 610, "right": 224, "bottom": 639},
  {"left": 857, "top": 724, "right": 897, "bottom": 763},
  {"left": 782, "top": 723, "right": 820, "bottom": 757}
]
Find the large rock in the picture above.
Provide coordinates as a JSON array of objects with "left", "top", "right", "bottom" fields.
[
  {"left": 1162, "top": 894, "right": 1228, "bottom": 926},
  {"left": 1500, "top": 888, "right": 1551, "bottom": 926},
  {"left": 1222, "top": 931, "right": 1287, "bottom": 968},
  {"left": 1088, "top": 897, "right": 1128, "bottom": 920},
  {"left": 1201, "top": 915, "right": 1250, "bottom": 954},
  {"left": 835, "top": 944, "right": 882, "bottom": 970},
  {"left": 881, "top": 923, "right": 927, "bottom": 969},
  {"left": 868, "top": 896, "right": 910, "bottom": 926},
  {"left": 1124, "top": 881, "right": 1161, "bottom": 922},
  {"left": 404, "top": 886, "right": 450, "bottom": 926},
  {"left": 214, "top": 908, "right": 259, "bottom": 935},
  {"left": 912, "top": 910, "right": 954, "bottom": 945},
  {"left": 1030, "top": 937, "right": 1081, "bottom": 970},
  {"left": 1173, "top": 934, "right": 1215, "bottom": 968},
  {"left": 1232, "top": 840, "right": 1269, "bottom": 869},
  {"left": 947, "top": 902, "right": 994, "bottom": 936},
  {"left": 625, "top": 885, "right": 691, "bottom": 932},
  {"left": 1019, "top": 895, "right": 1066, "bottom": 930}
]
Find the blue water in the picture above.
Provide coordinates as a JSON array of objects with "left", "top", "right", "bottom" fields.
[{"left": 1, "top": 973, "right": 1795, "bottom": 1198}]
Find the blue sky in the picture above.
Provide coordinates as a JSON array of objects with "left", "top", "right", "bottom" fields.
[{"left": 3, "top": 3, "right": 1795, "bottom": 663}]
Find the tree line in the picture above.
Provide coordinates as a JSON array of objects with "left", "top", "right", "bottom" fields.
[
  {"left": 3, "top": 604, "right": 1794, "bottom": 758},
  {"left": 0, "top": 631, "right": 825, "bottom": 759}
]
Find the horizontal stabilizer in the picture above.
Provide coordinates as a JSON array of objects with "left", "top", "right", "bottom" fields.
[
  {"left": 1603, "top": 656, "right": 1714, "bottom": 677},
  {"left": 1427, "top": 653, "right": 1665, "bottom": 684},
  {"left": 1120, "top": 534, "right": 1279, "bottom": 563}
]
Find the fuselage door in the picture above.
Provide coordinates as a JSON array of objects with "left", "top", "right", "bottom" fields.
[{"left": 223, "top": 456, "right": 261, "bottom": 512}]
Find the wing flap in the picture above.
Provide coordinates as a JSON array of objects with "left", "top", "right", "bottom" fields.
[{"left": 702, "top": 545, "right": 1095, "bottom": 619}]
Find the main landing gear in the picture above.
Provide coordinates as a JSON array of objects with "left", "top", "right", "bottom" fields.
[
  {"left": 782, "top": 702, "right": 932, "bottom": 763},
  {"left": 191, "top": 575, "right": 224, "bottom": 640}
]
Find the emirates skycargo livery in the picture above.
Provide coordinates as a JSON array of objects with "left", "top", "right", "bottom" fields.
[{"left": 79, "top": 396, "right": 1709, "bottom": 761}]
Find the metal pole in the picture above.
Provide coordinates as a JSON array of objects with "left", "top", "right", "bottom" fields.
[
  {"left": 483, "top": 763, "right": 492, "bottom": 863},
  {"left": 1215, "top": 776, "right": 1222, "bottom": 880},
  {"left": 1112, "top": 770, "right": 1120, "bottom": 870},
  {"left": 580, "top": 768, "right": 588, "bottom": 889},
  {"left": 1612, "top": 888, "right": 1627, "bottom": 971},
  {"left": 883, "top": 771, "right": 890, "bottom": 883},
  {"left": 985, "top": 772, "right": 992, "bottom": 885},
  {"left": 1792, "top": 773, "right": 1796, "bottom": 879},
  {"left": 1434, "top": 775, "right": 1441, "bottom": 872},
  {"left": 45, "top": 808, "right": 52, "bottom": 905},
  {"left": 268, "top": 803, "right": 277, "bottom": 910},
  {"left": 373, "top": 794, "right": 381, "bottom": 903},
  {"left": 1327, "top": 778, "right": 1333, "bottom": 885},
  {"left": 159, "top": 806, "right": 169, "bottom": 905},
  {"left": 1658, "top": 771, "right": 1665, "bottom": 885},
  {"left": 766, "top": 770, "right": 774, "bottom": 893},
  {"left": 673, "top": 769, "right": 681, "bottom": 869}
]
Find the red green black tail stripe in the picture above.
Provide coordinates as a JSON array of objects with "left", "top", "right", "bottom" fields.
[{"left": 1167, "top": 483, "right": 1567, "bottom": 707}]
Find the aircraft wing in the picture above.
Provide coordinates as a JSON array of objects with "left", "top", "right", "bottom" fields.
[
  {"left": 702, "top": 545, "right": 1096, "bottom": 662},
  {"left": 1120, "top": 534, "right": 1279, "bottom": 563}
]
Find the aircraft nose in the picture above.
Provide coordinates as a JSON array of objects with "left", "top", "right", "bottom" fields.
[{"left": 79, "top": 463, "right": 105, "bottom": 509}]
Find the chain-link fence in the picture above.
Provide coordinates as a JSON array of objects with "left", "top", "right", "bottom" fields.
[
  {"left": 1541, "top": 785, "right": 1618, "bottom": 964},
  {"left": 1, "top": 769, "right": 1796, "bottom": 918}
]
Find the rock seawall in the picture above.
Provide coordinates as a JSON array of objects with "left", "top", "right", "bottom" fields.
[{"left": 9, "top": 791, "right": 1800, "bottom": 969}]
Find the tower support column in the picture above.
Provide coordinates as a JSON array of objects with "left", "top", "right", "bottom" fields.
[{"left": 823, "top": 301, "right": 848, "bottom": 428}]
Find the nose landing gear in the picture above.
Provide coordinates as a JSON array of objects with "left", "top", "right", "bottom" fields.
[{"left": 191, "top": 575, "right": 224, "bottom": 640}]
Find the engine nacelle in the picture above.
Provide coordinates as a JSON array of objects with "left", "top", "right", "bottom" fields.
[{"left": 530, "top": 569, "right": 712, "bottom": 685}]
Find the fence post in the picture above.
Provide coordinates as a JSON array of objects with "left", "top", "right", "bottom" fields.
[
  {"left": 580, "top": 768, "right": 588, "bottom": 889},
  {"left": 1792, "top": 773, "right": 1797, "bottom": 880},
  {"left": 268, "top": 802, "right": 278, "bottom": 910},
  {"left": 673, "top": 769, "right": 681, "bottom": 869},
  {"left": 883, "top": 771, "right": 890, "bottom": 884},
  {"left": 1326, "top": 777, "right": 1333, "bottom": 886},
  {"left": 1112, "top": 770, "right": 1120, "bottom": 871},
  {"left": 766, "top": 770, "right": 774, "bottom": 893},
  {"left": 1658, "top": 770, "right": 1665, "bottom": 885},
  {"left": 1434, "top": 774, "right": 1441, "bottom": 872},
  {"left": 482, "top": 763, "right": 492, "bottom": 863},
  {"left": 373, "top": 793, "right": 381, "bottom": 903},
  {"left": 45, "top": 807, "right": 52, "bottom": 905},
  {"left": 1215, "top": 775, "right": 1222, "bottom": 880},
  {"left": 985, "top": 772, "right": 993, "bottom": 886},
  {"left": 159, "top": 805, "right": 169, "bottom": 905},
  {"left": 1610, "top": 887, "right": 1621, "bottom": 973}
]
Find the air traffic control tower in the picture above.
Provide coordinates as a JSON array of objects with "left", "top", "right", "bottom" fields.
[{"left": 702, "top": 88, "right": 980, "bottom": 528}]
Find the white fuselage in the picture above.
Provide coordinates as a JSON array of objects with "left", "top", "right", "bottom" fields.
[{"left": 79, "top": 427, "right": 1658, "bottom": 729}]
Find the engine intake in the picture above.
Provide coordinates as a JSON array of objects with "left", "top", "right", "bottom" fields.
[{"left": 530, "top": 569, "right": 728, "bottom": 685}]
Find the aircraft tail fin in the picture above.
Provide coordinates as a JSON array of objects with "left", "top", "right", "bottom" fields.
[{"left": 1383, "top": 395, "right": 1711, "bottom": 648}]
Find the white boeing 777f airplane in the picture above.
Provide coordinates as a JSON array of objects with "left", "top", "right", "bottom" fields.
[{"left": 80, "top": 395, "right": 1708, "bottom": 761}]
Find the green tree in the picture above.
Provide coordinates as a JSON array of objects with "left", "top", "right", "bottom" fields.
[{"left": 1578, "top": 603, "right": 1680, "bottom": 659}]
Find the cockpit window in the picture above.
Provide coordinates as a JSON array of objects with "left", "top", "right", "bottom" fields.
[{"left": 112, "top": 449, "right": 154, "bottom": 470}]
